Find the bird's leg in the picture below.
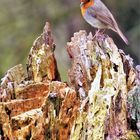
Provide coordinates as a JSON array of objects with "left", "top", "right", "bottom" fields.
[
  {"left": 100, "top": 29, "right": 105, "bottom": 35},
  {"left": 93, "top": 29, "right": 101, "bottom": 38},
  {"left": 93, "top": 29, "right": 106, "bottom": 40}
]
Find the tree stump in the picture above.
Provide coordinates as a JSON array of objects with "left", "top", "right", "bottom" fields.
[{"left": 0, "top": 22, "right": 139, "bottom": 140}]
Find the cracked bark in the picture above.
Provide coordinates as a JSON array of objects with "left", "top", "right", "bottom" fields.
[{"left": 0, "top": 22, "right": 139, "bottom": 140}]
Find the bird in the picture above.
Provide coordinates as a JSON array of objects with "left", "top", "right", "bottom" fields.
[{"left": 80, "top": 0, "right": 128, "bottom": 44}]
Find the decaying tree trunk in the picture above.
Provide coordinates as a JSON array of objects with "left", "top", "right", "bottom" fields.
[{"left": 0, "top": 22, "right": 139, "bottom": 140}]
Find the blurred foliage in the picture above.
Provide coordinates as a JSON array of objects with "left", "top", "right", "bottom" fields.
[{"left": 0, "top": 0, "right": 139, "bottom": 81}]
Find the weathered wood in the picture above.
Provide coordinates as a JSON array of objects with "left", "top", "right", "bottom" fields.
[
  {"left": 0, "top": 22, "right": 139, "bottom": 140},
  {"left": 67, "top": 31, "right": 140, "bottom": 139},
  {"left": 27, "top": 22, "right": 60, "bottom": 82}
]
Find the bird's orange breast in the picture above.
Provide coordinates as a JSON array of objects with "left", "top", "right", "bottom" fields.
[{"left": 81, "top": 1, "right": 94, "bottom": 16}]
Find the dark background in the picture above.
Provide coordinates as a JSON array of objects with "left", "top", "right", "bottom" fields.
[{"left": 0, "top": 0, "right": 140, "bottom": 81}]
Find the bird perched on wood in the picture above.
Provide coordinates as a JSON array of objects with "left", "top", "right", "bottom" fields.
[{"left": 80, "top": 0, "right": 128, "bottom": 44}]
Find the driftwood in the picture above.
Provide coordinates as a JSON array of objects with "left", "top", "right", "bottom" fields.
[{"left": 0, "top": 22, "right": 140, "bottom": 140}]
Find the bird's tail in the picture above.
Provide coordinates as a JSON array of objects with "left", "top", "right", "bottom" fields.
[{"left": 115, "top": 26, "right": 128, "bottom": 45}]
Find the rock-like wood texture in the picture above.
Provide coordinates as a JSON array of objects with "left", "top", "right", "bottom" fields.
[
  {"left": 67, "top": 31, "right": 139, "bottom": 140},
  {"left": 0, "top": 22, "right": 139, "bottom": 140}
]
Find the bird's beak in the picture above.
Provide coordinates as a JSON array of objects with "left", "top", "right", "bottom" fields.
[{"left": 80, "top": 2, "right": 84, "bottom": 7}]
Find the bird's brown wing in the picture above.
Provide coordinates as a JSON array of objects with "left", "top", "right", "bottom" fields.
[
  {"left": 87, "top": 0, "right": 128, "bottom": 44},
  {"left": 88, "top": 0, "right": 118, "bottom": 30}
]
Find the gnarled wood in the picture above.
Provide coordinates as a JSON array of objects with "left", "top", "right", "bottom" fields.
[{"left": 0, "top": 22, "right": 139, "bottom": 140}]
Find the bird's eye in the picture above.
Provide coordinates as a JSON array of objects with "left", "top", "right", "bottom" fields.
[{"left": 80, "top": 0, "right": 90, "bottom": 2}]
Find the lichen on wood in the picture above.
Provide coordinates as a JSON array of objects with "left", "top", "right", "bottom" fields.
[
  {"left": 0, "top": 22, "right": 140, "bottom": 140},
  {"left": 67, "top": 31, "right": 140, "bottom": 139},
  {"left": 27, "top": 22, "right": 60, "bottom": 82}
]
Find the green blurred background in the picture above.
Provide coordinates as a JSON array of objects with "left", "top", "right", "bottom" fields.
[{"left": 0, "top": 0, "right": 140, "bottom": 81}]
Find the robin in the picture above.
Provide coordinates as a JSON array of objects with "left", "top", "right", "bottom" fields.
[{"left": 80, "top": 0, "right": 128, "bottom": 44}]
